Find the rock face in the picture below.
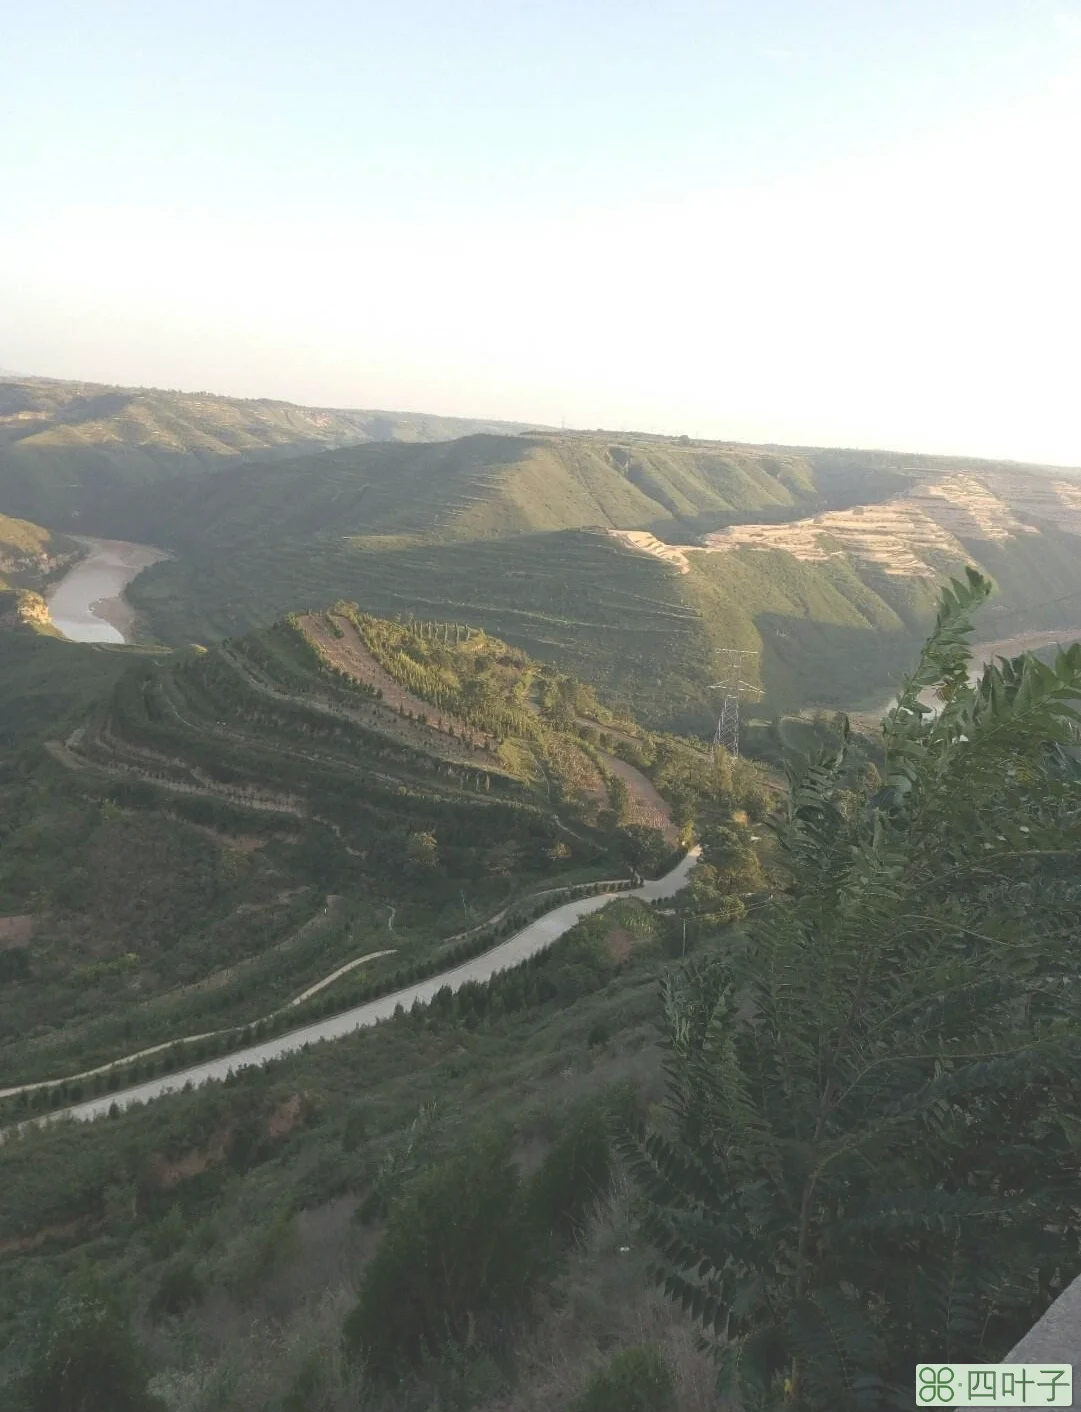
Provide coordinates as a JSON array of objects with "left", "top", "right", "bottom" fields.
[{"left": 610, "top": 471, "right": 1081, "bottom": 580}]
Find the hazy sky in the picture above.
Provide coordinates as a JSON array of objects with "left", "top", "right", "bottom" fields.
[{"left": 3, "top": 1, "right": 1080, "bottom": 462}]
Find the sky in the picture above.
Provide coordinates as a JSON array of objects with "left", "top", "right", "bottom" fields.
[{"left": 3, "top": 0, "right": 1080, "bottom": 463}]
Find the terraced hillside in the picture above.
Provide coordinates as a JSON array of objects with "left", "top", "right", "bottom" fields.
[
  {"left": 1, "top": 608, "right": 689, "bottom": 1092},
  {"left": 9, "top": 375, "right": 1080, "bottom": 728},
  {"left": 0, "top": 376, "right": 539, "bottom": 530},
  {"left": 94, "top": 422, "right": 1079, "bottom": 727}
]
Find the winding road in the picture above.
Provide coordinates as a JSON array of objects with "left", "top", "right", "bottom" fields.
[{"left": 33, "top": 849, "right": 700, "bottom": 1129}]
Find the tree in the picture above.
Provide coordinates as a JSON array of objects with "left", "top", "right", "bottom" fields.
[
  {"left": 20, "top": 1278, "right": 166, "bottom": 1412},
  {"left": 571, "top": 1344, "right": 677, "bottom": 1412},
  {"left": 616, "top": 823, "right": 668, "bottom": 876},
  {"left": 527, "top": 1102, "right": 613, "bottom": 1242},
  {"left": 344, "top": 1129, "right": 540, "bottom": 1376},
  {"left": 699, "top": 823, "right": 764, "bottom": 894},
  {"left": 619, "top": 571, "right": 1081, "bottom": 1410},
  {"left": 406, "top": 829, "right": 438, "bottom": 870}
]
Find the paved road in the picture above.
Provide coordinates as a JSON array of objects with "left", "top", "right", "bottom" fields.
[{"left": 45, "top": 849, "right": 701, "bottom": 1127}]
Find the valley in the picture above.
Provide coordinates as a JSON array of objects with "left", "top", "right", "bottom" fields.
[
  {"left": 0, "top": 601, "right": 714, "bottom": 1101},
  {"left": 2, "top": 373, "right": 1081, "bottom": 1412}
]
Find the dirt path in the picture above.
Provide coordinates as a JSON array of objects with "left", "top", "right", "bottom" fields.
[
  {"left": 289, "top": 950, "right": 397, "bottom": 1006},
  {"left": 300, "top": 612, "right": 495, "bottom": 757},
  {"left": 599, "top": 750, "right": 677, "bottom": 843}
]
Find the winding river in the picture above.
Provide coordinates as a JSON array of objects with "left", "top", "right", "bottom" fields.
[
  {"left": 43, "top": 848, "right": 701, "bottom": 1128},
  {"left": 46, "top": 537, "right": 167, "bottom": 644}
]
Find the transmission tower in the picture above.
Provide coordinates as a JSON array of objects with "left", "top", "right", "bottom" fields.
[{"left": 710, "top": 649, "right": 760, "bottom": 759}]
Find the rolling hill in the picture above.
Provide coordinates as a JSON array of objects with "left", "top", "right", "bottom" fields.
[
  {"left": 0, "top": 604, "right": 706, "bottom": 1093},
  {"left": 108, "top": 430, "right": 1081, "bottom": 728},
  {"left": 0, "top": 375, "right": 542, "bottom": 530},
  {"left": 4, "top": 375, "right": 1081, "bottom": 729}
]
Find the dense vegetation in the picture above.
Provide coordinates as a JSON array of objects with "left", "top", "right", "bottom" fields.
[
  {"left": 2, "top": 575, "right": 1078, "bottom": 1412},
  {"left": 622, "top": 571, "right": 1081, "bottom": 1408},
  {"left": 0, "top": 603, "right": 740, "bottom": 1096}
]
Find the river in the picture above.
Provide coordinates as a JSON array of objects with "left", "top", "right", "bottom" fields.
[
  {"left": 46, "top": 537, "right": 168, "bottom": 644},
  {"left": 857, "top": 626, "right": 1081, "bottom": 722},
  {"left": 39, "top": 848, "right": 701, "bottom": 1128}
]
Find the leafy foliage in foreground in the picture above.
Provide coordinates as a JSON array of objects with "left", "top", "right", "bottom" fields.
[{"left": 620, "top": 569, "right": 1081, "bottom": 1409}]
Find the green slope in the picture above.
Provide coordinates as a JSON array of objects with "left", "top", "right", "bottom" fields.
[
  {"left": 0, "top": 376, "right": 541, "bottom": 529},
  {"left": 0, "top": 607, "right": 675, "bottom": 1086},
  {"left": 97, "top": 431, "right": 826, "bottom": 552}
]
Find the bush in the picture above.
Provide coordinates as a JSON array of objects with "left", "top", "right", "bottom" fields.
[
  {"left": 344, "top": 1129, "right": 540, "bottom": 1376},
  {"left": 19, "top": 1278, "right": 167, "bottom": 1412},
  {"left": 148, "top": 1258, "right": 205, "bottom": 1321},
  {"left": 570, "top": 1344, "right": 676, "bottom": 1412},
  {"left": 527, "top": 1102, "right": 612, "bottom": 1243}
]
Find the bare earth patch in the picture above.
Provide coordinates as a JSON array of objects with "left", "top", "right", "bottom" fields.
[
  {"left": 0, "top": 915, "right": 33, "bottom": 948},
  {"left": 611, "top": 471, "right": 1081, "bottom": 580},
  {"left": 600, "top": 751, "right": 677, "bottom": 843},
  {"left": 605, "top": 926, "right": 634, "bottom": 962}
]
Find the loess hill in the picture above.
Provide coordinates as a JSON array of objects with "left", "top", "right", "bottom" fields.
[
  {"left": 0, "top": 604, "right": 702, "bottom": 1093},
  {"left": 6, "top": 375, "right": 1081, "bottom": 729},
  {"left": 0, "top": 375, "right": 541, "bottom": 529},
  {"left": 115, "top": 430, "right": 1081, "bottom": 728}
]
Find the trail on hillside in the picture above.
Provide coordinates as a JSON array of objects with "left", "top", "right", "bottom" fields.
[
  {"left": 7, "top": 851, "right": 700, "bottom": 1132},
  {"left": 598, "top": 750, "right": 676, "bottom": 843},
  {"left": 299, "top": 612, "right": 496, "bottom": 757}
]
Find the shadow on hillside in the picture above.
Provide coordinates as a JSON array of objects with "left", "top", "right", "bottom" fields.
[{"left": 755, "top": 611, "right": 926, "bottom": 715}]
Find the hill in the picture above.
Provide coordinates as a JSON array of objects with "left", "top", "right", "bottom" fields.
[
  {"left": 1, "top": 586, "right": 1076, "bottom": 1410},
  {"left": 110, "top": 433, "right": 1081, "bottom": 728},
  {"left": 0, "top": 605, "right": 723, "bottom": 1097},
  {"left": 0, "top": 376, "right": 542, "bottom": 530},
  {"left": 5, "top": 375, "right": 1081, "bottom": 728}
]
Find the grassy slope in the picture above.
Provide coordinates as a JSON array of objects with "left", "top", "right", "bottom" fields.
[
  {"left": 0, "top": 901, "right": 721, "bottom": 1412},
  {"left": 0, "top": 608, "right": 663, "bottom": 1085},
  {"left": 0, "top": 633, "right": 151, "bottom": 751},
  {"left": 0, "top": 376, "right": 541, "bottom": 529},
  {"left": 102, "top": 432, "right": 824, "bottom": 552}
]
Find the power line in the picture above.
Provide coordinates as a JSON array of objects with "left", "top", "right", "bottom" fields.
[{"left": 710, "top": 649, "right": 761, "bottom": 760}]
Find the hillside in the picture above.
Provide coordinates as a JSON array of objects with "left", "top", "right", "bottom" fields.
[
  {"left": 5, "top": 375, "right": 1081, "bottom": 728},
  {"left": 0, "top": 605, "right": 710, "bottom": 1097},
  {"left": 2, "top": 588, "right": 1077, "bottom": 1411},
  {"left": 110, "top": 434, "right": 1081, "bottom": 728},
  {"left": 0, "top": 376, "right": 541, "bottom": 530},
  {"left": 0, "top": 513, "right": 79, "bottom": 591}
]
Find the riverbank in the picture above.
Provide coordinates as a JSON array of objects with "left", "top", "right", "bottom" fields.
[
  {"left": 45, "top": 537, "right": 168, "bottom": 644},
  {"left": 852, "top": 625, "right": 1081, "bottom": 723}
]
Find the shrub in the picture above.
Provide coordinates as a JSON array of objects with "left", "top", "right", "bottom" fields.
[
  {"left": 148, "top": 1259, "right": 205, "bottom": 1321},
  {"left": 20, "top": 1278, "right": 167, "bottom": 1412},
  {"left": 570, "top": 1344, "right": 676, "bottom": 1412},
  {"left": 527, "top": 1102, "right": 612, "bottom": 1243},
  {"left": 344, "top": 1129, "right": 539, "bottom": 1376}
]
